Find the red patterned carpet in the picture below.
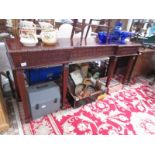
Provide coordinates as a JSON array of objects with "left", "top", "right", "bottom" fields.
[{"left": 22, "top": 78, "right": 155, "bottom": 135}]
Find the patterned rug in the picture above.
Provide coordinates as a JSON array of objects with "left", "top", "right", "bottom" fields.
[{"left": 22, "top": 78, "right": 155, "bottom": 135}]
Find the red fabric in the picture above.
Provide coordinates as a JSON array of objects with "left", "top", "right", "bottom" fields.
[{"left": 23, "top": 81, "right": 155, "bottom": 135}]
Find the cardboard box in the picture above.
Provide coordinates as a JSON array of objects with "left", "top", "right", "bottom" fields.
[
  {"left": 0, "top": 88, "right": 9, "bottom": 132},
  {"left": 99, "top": 77, "right": 123, "bottom": 94}
]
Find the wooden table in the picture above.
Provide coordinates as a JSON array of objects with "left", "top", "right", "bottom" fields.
[{"left": 5, "top": 37, "right": 141, "bottom": 122}]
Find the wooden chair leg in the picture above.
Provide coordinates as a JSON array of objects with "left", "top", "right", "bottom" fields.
[
  {"left": 80, "top": 19, "right": 86, "bottom": 42},
  {"left": 85, "top": 19, "right": 92, "bottom": 40},
  {"left": 106, "top": 19, "right": 111, "bottom": 44},
  {"left": 0, "top": 71, "right": 16, "bottom": 98},
  {"left": 0, "top": 74, "right": 2, "bottom": 90},
  {"left": 70, "top": 19, "right": 78, "bottom": 40},
  {"left": 6, "top": 71, "right": 15, "bottom": 98}
]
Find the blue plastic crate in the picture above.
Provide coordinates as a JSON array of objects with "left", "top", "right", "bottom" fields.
[{"left": 25, "top": 66, "right": 63, "bottom": 85}]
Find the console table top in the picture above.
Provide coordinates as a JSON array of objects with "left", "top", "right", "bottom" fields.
[{"left": 5, "top": 37, "right": 141, "bottom": 53}]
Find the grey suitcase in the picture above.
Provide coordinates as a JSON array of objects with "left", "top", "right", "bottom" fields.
[{"left": 27, "top": 81, "right": 61, "bottom": 120}]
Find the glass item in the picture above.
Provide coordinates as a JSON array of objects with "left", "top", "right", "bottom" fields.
[
  {"left": 114, "top": 21, "right": 123, "bottom": 31},
  {"left": 148, "top": 23, "right": 155, "bottom": 37},
  {"left": 109, "top": 21, "right": 135, "bottom": 44},
  {"left": 120, "top": 31, "right": 134, "bottom": 44},
  {"left": 108, "top": 21, "right": 122, "bottom": 44},
  {"left": 98, "top": 31, "right": 107, "bottom": 44}
]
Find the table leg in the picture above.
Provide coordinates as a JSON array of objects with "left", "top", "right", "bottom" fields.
[
  {"left": 122, "top": 56, "right": 136, "bottom": 84},
  {"left": 15, "top": 70, "right": 31, "bottom": 123},
  {"left": 106, "top": 56, "right": 118, "bottom": 87},
  {"left": 62, "top": 64, "right": 69, "bottom": 109},
  {"left": 129, "top": 53, "right": 143, "bottom": 80}
]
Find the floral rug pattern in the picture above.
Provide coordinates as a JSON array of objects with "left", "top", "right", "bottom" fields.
[{"left": 23, "top": 78, "right": 155, "bottom": 135}]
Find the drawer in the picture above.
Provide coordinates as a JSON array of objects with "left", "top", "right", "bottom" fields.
[
  {"left": 96, "top": 46, "right": 116, "bottom": 55},
  {"left": 70, "top": 46, "right": 115, "bottom": 61},
  {"left": 70, "top": 48, "right": 95, "bottom": 60},
  {"left": 10, "top": 52, "right": 29, "bottom": 68},
  {"left": 27, "top": 50, "right": 70, "bottom": 67},
  {"left": 116, "top": 47, "right": 139, "bottom": 55},
  {"left": 10, "top": 50, "right": 71, "bottom": 68}
]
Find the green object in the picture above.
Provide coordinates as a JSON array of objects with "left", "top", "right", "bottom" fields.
[
  {"left": 143, "top": 36, "right": 155, "bottom": 44},
  {"left": 93, "top": 72, "right": 100, "bottom": 79},
  {"left": 142, "top": 36, "right": 155, "bottom": 48}
]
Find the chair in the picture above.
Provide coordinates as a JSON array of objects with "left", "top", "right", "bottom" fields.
[
  {"left": 70, "top": 19, "right": 111, "bottom": 43},
  {"left": 0, "top": 43, "right": 15, "bottom": 97}
]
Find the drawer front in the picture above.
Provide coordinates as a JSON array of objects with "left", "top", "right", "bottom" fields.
[
  {"left": 28, "top": 50, "right": 70, "bottom": 67},
  {"left": 11, "top": 50, "right": 71, "bottom": 68},
  {"left": 70, "top": 48, "right": 95, "bottom": 60},
  {"left": 11, "top": 53, "right": 29, "bottom": 68},
  {"left": 116, "top": 47, "right": 139, "bottom": 55},
  {"left": 96, "top": 46, "right": 116, "bottom": 57},
  {"left": 70, "top": 46, "right": 115, "bottom": 61}
]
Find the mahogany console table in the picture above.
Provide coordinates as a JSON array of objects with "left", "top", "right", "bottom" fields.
[
  {"left": 5, "top": 37, "right": 141, "bottom": 122},
  {"left": 131, "top": 47, "right": 155, "bottom": 78}
]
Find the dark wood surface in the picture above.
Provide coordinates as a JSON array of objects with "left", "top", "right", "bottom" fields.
[
  {"left": 5, "top": 37, "right": 141, "bottom": 69},
  {"left": 131, "top": 47, "right": 155, "bottom": 78},
  {"left": 5, "top": 37, "right": 141, "bottom": 53},
  {"left": 139, "top": 47, "right": 155, "bottom": 53},
  {"left": 106, "top": 56, "right": 118, "bottom": 87},
  {"left": 5, "top": 37, "right": 142, "bottom": 122},
  {"left": 122, "top": 56, "right": 137, "bottom": 84},
  {"left": 62, "top": 64, "right": 69, "bottom": 109},
  {"left": 15, "top": 70, "right": 31, "bottom": 123}
]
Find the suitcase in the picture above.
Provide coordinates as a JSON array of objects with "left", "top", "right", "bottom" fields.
[{"left": 27, "top": 81, "right": 61, "bottom": 120}]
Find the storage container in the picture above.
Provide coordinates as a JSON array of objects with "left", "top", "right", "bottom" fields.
[
  {"left": 67, "top": 77, "right": 105, "bottom": 108},
  {"left": 27, "top": 81, "right": 61, "bottom": 120},
  {"left": 25, "top": 66, "right": 62, "bottom": 85}
]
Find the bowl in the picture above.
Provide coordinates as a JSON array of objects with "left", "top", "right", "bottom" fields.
[
  {"left": 20, "top": 34, "right": 38, "bottom": 47},
  {"left": 41, "top": 30, "right": 57, "bottom": 45}
]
